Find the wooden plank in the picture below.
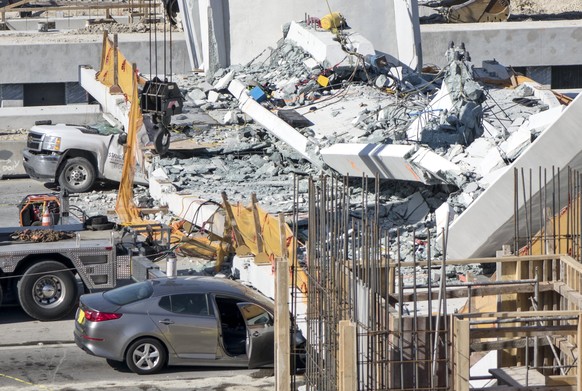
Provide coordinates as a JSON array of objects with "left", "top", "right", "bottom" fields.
[
  {"left": 489, "top": 366, "right": 546, "bottom": 386},
  {"left": 338, "top": 320, "right": 357, "bottom": 391},
  {"left": 471, "top": 336, "right": 553, "bottom": 352},
  {"left": 578, "top": 315, "right": 582, "bottom": 391},
  {"left": 220, "top": 192, "right": 245, "bottom": 247},
  {"left": 0, "top": 0, "right": 31, "bottom": 11},
  {"left": 456, "top": 310, "right": 582, "bottom": 319},
  {"left": 553, "top": 282, "right": 582, "bottom": 310},
  {"left": 479, "top": 386, "right": 574, "bottom": 391},
  {"left": 454, "top": 318, "right": 470, "bottom": 391},
  {"left": 274, "top": 258, "right": 290, "bottom": 391},
  {"left": 251, "top": 193, "right": 264, "bottom": 253},
  {"left": 391, "top": 282, "right": 554, "bottom": 302},
  {"left": 389, "top": 254, "right": 562, "bottom": 268},
  {"left": 472, "top": 325, "right": 578, "bottom": 339}
]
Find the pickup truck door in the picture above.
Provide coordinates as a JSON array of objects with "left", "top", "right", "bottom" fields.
[{"left": 102, "top": 134, "right": 149, "bottom": 185}]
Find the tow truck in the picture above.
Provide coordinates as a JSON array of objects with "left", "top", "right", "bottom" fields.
[{"left": 0, "top": 191, "right": 170, "bottom": 321}]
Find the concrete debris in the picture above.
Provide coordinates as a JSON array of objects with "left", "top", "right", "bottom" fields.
[{"left": 94, "top": 23, "right": 569, "bottom": 264}]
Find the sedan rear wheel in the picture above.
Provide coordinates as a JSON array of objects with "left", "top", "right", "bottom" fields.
[{"left": 125, "top": 338, "right": 167, "bottom": 375}]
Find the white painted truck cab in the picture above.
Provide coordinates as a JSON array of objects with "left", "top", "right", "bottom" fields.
[{"left": 23, "top": 122, "right": 149, "bottom": 193}]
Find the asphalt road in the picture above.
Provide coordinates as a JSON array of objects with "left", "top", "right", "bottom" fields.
[
  {"left": 0, "top": 295, "right": 279, "bottom": 391},
  {"left": 0, "top": 178, "right": 284, "bottom": 390},
  {"left": 0, "top": 177, "right": 55, "bottom": 227}
]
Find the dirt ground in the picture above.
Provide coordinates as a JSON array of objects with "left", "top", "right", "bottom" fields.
[{"left": 511, "top": 0, "right": 582, "bottom": 15}]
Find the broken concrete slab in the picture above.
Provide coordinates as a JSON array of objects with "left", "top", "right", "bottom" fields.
[
  {"left": 444, "top": 93, "right": 582, "bottom": 259},
  {"left": 407, "top": 83, "right": 453, "bottom": 142},
  {"left": 320, "top": 143, "right": 461, "bottom": 185},
  {"left": 518, "top": 105, "right": 564, "bottom": 137},
  {"left": 500, "top": 127, "right": 531, "bottom": 161},
  {"left": 149, "top": 175, "right": 226, "bottom": 238},
  {"left": 228, "top": 79, "right": 319, "bottom": 166},
  {"left": 285, "top": 21, "right": 374, "bottom": 68}
]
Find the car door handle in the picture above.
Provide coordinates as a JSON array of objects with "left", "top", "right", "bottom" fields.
[
  {"left": 159, "top": 319, "right": 174, "bottom": 325},
  {"left": 252, "top": 331, "right": 260, "bottom": 337}
]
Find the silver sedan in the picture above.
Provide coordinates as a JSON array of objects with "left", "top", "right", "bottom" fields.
[{"left": 74, "top": 276, "right": 304, "bottom": 374}]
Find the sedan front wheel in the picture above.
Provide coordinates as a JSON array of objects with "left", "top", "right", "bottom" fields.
[{"left": 125, "top": 338, "right": 167, "bottom": 375}]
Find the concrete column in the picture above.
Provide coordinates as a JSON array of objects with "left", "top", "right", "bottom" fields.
[
  {"left": 199, "top": 0, "right": 228, "bottom": 75},
  {"left": 394, "top": 0, "right": 422, "bottom": 71}
]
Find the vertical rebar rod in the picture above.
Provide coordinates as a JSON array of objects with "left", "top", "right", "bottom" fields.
[
  {"left": 558, "top": 167, "right": 562, "bottom": 254},
  {"left": 552, "top": 166, "right": 558, "bottom": 281},
  {"left": 412, "top": 230, "right": 419, "bottom": 388},
  {"left": 398, "top": 232, "right": 404, "bottom": 390},
  {"left": 514, "top": 168, "right": 519, "bottom": 255},
  {"left": 427, "top": 229, "right": 433, "bottom": 386}
]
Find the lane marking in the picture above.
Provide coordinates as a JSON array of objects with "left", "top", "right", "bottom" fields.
[{"left": 0, "top": 373, "right": 54, "bottom": 390}]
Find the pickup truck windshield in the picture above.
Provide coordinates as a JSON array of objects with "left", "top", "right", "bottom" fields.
[{"left": 87, "top": 123, "right": 122, "bottom": 135}]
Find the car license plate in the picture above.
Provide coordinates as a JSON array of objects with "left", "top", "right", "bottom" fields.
[{"left": 77, "top": 309, "right": 85, "bottom": 325}]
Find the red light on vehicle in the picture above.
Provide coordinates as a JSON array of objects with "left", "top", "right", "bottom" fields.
[
  {"left": 82, "top": 335, "right": 104, "bottom": 342},
  {"left": 84, "top": 309, "right": 122, "bottom": 322}
]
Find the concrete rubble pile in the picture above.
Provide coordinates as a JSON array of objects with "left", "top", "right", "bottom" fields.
[
  {"left": 74, "top": 19, "right": 568, "bottom": 275},
  {"left": 167, "top": 22, "right": 561, "bottom": 259}
]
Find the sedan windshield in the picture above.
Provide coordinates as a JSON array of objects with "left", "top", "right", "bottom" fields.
[{"left": 103, "top": 281, "right": 154, "bottom": 305}]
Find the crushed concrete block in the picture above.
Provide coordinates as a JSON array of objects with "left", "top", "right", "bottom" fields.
[
  {"left": 463, "top": 182, "right": 479, "bottom": 193},
  {"left": 435, "top": 202, "right": 456, "bottom": 240},
  {"left": 466, "top": 138, "right": 494, "bottom": 158},
  {"left": 375, "top": 75, "right": 388, "bottom": 89},
  {"left": 207, "top": 91, "right": 220, "bottom": 103},
  {"left": 199, "top": 81, "right": 214, "bottom": 93},
  {"left": 518, "top": 105, "right": 564, "bottom": 136},
  {"left": 410, "top": 148, "right": 463, "bottom": 186},
  {"left": 285, "top": 21, "right": 374, "bottom": 68},
  {"left": 479, "top": 147, "right": 506, "bottom": 176},
  {"left": 403, "top": 192, "right": 430, "bottom": 224},
  {"left": 303, "top": 58, "right": 320, "bottom": 71},
  {"left": 223, "top": 110, "right": 239, "bottom": 125},
  {"left": 407, "top": 83, "right": 453, "bottom": 142},
  {"left": 482, "top": 59, "right": 510, "bottom": 80},
  {"left": 187, "top": 88, "right": 206, "bottom": 101},
  {"left": 214, "top": 70, "right": 235, "bottom": 91},
  {"left": 501, "top": 127, "right": 531, "bottom": 160}
]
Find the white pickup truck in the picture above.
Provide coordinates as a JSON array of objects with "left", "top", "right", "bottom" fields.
[{"left": 23, "top": 121, "right": 149, "bottom": 193}]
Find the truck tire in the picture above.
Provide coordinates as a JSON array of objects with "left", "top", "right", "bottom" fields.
[
  {"left": 58, "top": 157, "right": 96, "bottom": 193},
  {"left": 17, "top": 261, "right": 78, "bottom": 321}
]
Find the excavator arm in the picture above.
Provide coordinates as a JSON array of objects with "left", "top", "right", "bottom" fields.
[{"left": 421, "top": 0, "right": 510, "bottom": 23}]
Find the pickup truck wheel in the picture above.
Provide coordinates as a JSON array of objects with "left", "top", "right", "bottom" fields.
[
  {"left": 59, "top": 157, "right": 96, "bottom": 193},
  {"left": 126, "top": 338, "right": 167, "bottom": 375},
  {"left": 17, "top": 261, "right": 78, "bottom": 321}
]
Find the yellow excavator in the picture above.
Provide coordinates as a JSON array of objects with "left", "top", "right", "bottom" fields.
[{"left": 420, "top": 0, "right": 510, "bottom": 23}]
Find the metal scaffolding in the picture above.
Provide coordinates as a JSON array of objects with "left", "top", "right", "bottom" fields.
[{"left": 296, "top": 168, "right": 582, "bottom": 390}]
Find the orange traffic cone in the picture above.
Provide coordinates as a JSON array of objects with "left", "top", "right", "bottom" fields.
[{"left": 41, "top": 207, "right": 52, "bottom": 227}]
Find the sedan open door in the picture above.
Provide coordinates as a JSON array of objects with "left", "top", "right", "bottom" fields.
[{"left": 237, "top": 302, "right": 274, "bottom": 368}]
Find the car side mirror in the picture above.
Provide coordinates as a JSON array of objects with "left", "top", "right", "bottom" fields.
[{"left": 118, "top": 134, "right": 128, "bottom": 145}]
